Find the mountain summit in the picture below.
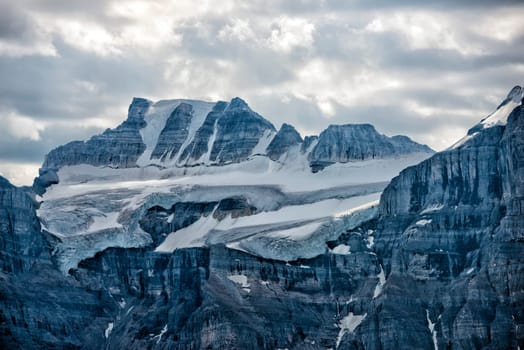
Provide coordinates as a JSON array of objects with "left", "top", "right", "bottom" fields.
[{"left": 42, "top": 96, "right": 432, "bottom": 173}]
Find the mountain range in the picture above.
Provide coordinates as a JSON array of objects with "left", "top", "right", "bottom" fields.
[{"left": 0, "top": 86, "right": 522, "bottom": 349}]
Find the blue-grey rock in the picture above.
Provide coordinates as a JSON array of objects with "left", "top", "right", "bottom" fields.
[
  {"left": 309, "top": 124, "right": 433, "bottom": 171},
  {"left": 43, "top": 97, "right": 151, "bottom": 169},
  {"left": 0, "top": 176, "right": 49, "bottom": 273},
  {"left": 178, "top": 101, "right": 228, "bottom": 162},
  {"left": 356, "top": 86, "right": 524, "bottom": 350},
  {"left": 209, "top": 97, "right": 276, "bottom": 163},
  {"left": 301, "top": 135, "right": 318, "bottom": 153},
  {"left": 151, "top": 102, "right": 193, "bottom": 161},
  {"left": 2, "top": 88, "right": 522, "bottom": 350},
  {"left": 266, "top": 123, "right": 303, "bottom": 161}
]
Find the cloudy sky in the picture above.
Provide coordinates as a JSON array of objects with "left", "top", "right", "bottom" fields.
[{"left": 0, "top": 0, "right": 523, "bottom": 185}]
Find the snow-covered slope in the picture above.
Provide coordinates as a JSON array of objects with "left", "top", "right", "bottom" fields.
[
  {"left": 450, "top": 85, "right": 523, "bottom": 149},
  {"left": 35, "top": 96, "right": 433, "bottom": 273}
]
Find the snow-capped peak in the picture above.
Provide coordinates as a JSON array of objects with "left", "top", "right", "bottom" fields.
[{"left": 480, "top": 85, "right": 522, "bottom": 129}]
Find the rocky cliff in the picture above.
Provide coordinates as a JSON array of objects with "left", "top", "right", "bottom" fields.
[
  {"left": 1, "top": 87, "right": 522, "bottom": 349},
  {"left": 309, "top": 124, "right": 433, "bottom": 172}
]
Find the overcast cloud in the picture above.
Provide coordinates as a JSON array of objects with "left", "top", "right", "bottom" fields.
[{"left": 0, "top": 0, "right": 523, "bottom": 185}]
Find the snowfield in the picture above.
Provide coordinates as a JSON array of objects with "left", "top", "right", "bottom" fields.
[{"left": 38, "top": 147, "right": 431, "bottom": 273}]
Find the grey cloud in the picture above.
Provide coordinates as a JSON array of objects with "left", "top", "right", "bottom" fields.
[
  {"left": 0, "top": 3, "right": 33, "bottom": 41},
  {"left": 0, "top": 0, "right": 523, "bottom": 175},
  {"left": 0, "top": 124, "right": 104, "bottom": 163}
]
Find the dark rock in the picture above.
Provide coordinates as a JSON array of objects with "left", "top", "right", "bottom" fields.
[
  {"left": 309, "top": 124, "right": 433, "bottom": 171},
  {"left": 151, "top": 103, "right": 194, "bottom": 161},
  {"left": 209, "top": 97, "right": 276, "bottom": 164},
  {"left": 266, "top": 123, "right": 303, "bottom": 161},
  {"left": 42, "top": 97, "right": 151, "bottom": 169}
]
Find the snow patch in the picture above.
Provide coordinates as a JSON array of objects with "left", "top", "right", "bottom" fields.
[
  {"left": 373, "top": 265, "right": 386, "bottom": 298},
  {"left": 155, "top": 216, "right": 218, "bottom": 252},
  {"left": 228, "top": 274, "right": 251, "bottom": 293},
  {"left": 420, "top": 204, "right": 443, "bottom": 214},
  {"left": 104, "top": 322, "right": 114, "bottom": 338},
  {"left": 426, "top": 309, "right": 438, "bottom": 350},
  {"left": 366, "top": 236, "right": 375, "bottom": 249},
  {"left": 481, "top": 97, "right": 521, "bottom": 129},
  {"left": 336, "top": 312, "right": 367, "bottom": 348},
  {"left": 152, "top": 324, "right": 168, "bottom": 344},
  {"left": 137, "top": 99, "right": 215, "bottom": 166},
  {"left": 251, "top": 129, "right": 275, "bottom": 155},
  {"left": 331, "top": 244, "right": 351, "bottom": 255},
  {"left": 416, "top": 219, "right": 432, "bottom": 226}
]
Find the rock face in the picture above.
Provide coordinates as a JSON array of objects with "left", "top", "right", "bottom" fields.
[
  {"left": 178, "top": 101, "right": 228, "bottom": 162},
  {"left": 266, "top": 123, "right": 303, "bottom": 161},
  {"left": 151, "top": 103, "right": 195, "bottom": 161},
  {"left": 0, "top": 177, "right": 48, "bottom": 273},
  {"left": 351, "top": 86, "right": 524, "bottom": 350},
  {"left": 0, "top": 176, "right": 115, "bottom": 350},
  {"left": 1, "top": 87, "right": 522, "bottom": 349},
  {"left": 309, "top": 124, "right": 433, "bottom": 171},
  {"left": 43, "top": 98, "right": 150, "bottom": 169},
  {"left": 208, "top": 98, "right": 276, "bottom": 163}
]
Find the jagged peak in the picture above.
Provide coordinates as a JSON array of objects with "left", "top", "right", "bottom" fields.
[
  {"left": 507, "top": 85, "right": 523, "bottom": 103},
  {"left": 227, "top": 97, "right": 250, "bottom": 111},
  {"left": 278, "top": 123, "right": 302, "bottom": 139},
  {"left": 450, "top": 85, "right": 523, "bottom": 150}
]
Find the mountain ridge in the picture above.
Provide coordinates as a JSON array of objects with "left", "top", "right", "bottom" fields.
[
  {"left": 1, "top": 85, "right": 522, "bottom": 349},
  {"left": 41, "top": 96, "right": 433, "bottom": 176}
]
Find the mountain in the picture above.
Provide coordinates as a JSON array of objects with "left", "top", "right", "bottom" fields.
[
  {"left": 41, "top": 96, "right": 431, "bottom": 173},
  {"left": 33, "top": 96, "right": 432, "bottom": 274},
  {"left": 1, "top": 87, "right": 522, "bottom": 349}
]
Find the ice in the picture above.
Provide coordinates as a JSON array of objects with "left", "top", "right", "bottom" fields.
[
  {"left": 373, "top": 265, "right": 386, "bottom": 298},
  {"left": 155, "top": 216, "right": 219, "bottom": 252},
  {"left": 331, "top": 244, "right": 351, "bottom": 255},
  {"left": 266, "top": 222, "right": 324, "bottom": 239},
  {"left": 46, "top": 152, "right": 430, "bottom": 195},
  {"left": 38, "top": 148, "right": 430, "bottom": 273},
  {"left": 336, "top": 312, "right": 367, "bottom": 348}
]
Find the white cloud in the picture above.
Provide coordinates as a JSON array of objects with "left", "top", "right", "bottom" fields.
[
  {"left": 268, "top": 17, "right": 315, "bottom": 53},
  {"left": 5, "top": 111, "right": 46, "bottom": 141},
  {"left": 0, "top": 39, "right": 57, "bottom": 57},
  {"left": 218, "top": 19, "right": 255, "bottom": 42},
  {"left": 0, "top": 161, "right": 40, "bottom": 186},
  {"left": 365, "top": 11, "right": 481, "bottom": 55}
]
